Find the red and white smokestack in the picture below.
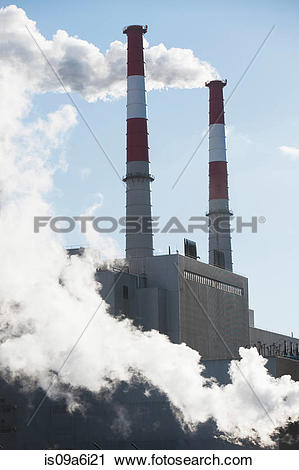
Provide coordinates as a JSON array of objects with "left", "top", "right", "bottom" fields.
[
  {"left": 206, "top": 80, "right": 233, "bottom": 271},
  {"left": 123, "top": 25, "right": 154, "bottom": 259}
]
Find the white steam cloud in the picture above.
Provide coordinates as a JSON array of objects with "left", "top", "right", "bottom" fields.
[
  {"left": 0, "top": 4, "right": 298, "bottom": 449},
  {"left": 0, "top": 5, "right": 218, "bottom": 102},
  {"left": 279, "top": 145, "right": 299, "bottom": 160}
]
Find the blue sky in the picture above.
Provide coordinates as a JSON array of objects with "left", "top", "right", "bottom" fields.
[{"left": 4, "top": 0, "right": 299, "bottom": 337}]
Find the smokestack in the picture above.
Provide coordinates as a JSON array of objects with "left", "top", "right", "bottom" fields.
[
  {"left": 123, "top": 25, "right": 154, "bottom": 259},
  {"left": 205, "top": 80, "right": 233, "bottom": 271}
]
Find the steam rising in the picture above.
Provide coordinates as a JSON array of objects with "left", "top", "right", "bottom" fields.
[
  {"left": 0, "top": 5, "right": 218, "bottom": 102},
  {"left": 0, "top": 5, "right": 298, "bottom": 449}
]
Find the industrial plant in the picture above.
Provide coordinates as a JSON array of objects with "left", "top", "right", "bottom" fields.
[
  {"left": 0, "top": 24, "right": 298, "bottom": 450},
  {"left": 96, "top": 24, "right": 299, "bottom": 366}
]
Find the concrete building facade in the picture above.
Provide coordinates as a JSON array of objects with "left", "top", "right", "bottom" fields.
[
  {"left": 97, "top": 253, "right": 250, "bottom": 360},
  {"left": 250, "top": 325, "right": 299, "bottom": 359}
]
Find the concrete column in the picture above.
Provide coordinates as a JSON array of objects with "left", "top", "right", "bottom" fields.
[
  {"left": 206, "top": 80, "right": 233, "bottom": 271},
  {"left": 123, "top": 25, "right": 154, "bottom": 259}
]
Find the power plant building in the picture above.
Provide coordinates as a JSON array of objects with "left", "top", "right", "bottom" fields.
[{"left": 96, "top": 24, "right": 299, "bottom": 364}]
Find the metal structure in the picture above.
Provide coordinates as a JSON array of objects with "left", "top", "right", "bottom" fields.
[
  {"left": 123, "top": 25, "right": 154, "bottom": 259},
  {"left": 184, "top": 238, "right": 197, "bottom": 260},
  {"left": 206, "top": 80, "right": 233, "bottom": 271}
]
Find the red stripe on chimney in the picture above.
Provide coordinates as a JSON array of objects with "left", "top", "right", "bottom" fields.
[
  {"left": 124, "top": 25, "right": 146, "bottom": 77},
  {"left": 206, "top": 80, "right": 226, "bottom": 125},
  {"left": 126, "top": 118, "right": 149, "bottom": 162},
  {"left": 209, "top": 161, "right": 229, "bottom": 200}
]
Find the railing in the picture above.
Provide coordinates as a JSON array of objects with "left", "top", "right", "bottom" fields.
[{"left": 123, "top": 172, "right": 155, "bottom": 182}]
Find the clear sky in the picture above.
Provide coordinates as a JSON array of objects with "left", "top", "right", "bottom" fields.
[{"left": 3, "top": 0, "right": 299, "bottom": 337}]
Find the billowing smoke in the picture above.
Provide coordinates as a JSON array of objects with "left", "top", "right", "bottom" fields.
[
  {"left": 0, "top": 4, "right": 298, "bottom": 449},
  {"left": 0, "top": 5, "right": 218, "bottom": 102}
]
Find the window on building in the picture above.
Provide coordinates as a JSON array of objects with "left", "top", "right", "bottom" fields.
[
  {"left": 184, "top": 270, "right": 243, "bottom": 296},
  {"left": 123, "top": 285, "right": 129, "bottom": 299}
]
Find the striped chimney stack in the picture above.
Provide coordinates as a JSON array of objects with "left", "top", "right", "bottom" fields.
[
  {"left": 123, "top": 25, "right": 154, "bottom": 259},
  {"left": 206, "top": 80, "right": 233, "bottom": 271}
]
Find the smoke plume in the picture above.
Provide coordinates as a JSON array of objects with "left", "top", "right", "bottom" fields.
[
  {"left": 0, "top": 4, "right": 298, "bottom": 449},
  {"left": 0, "top": 5, "right": 218, "bottom": 102}
]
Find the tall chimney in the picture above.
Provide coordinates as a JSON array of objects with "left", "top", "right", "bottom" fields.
[
  {"left": 123, "top": 25, "right": 154, "bottom": 259},
  {"left": 205, "top": 80, "right": 233, "bottom": 271}
]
